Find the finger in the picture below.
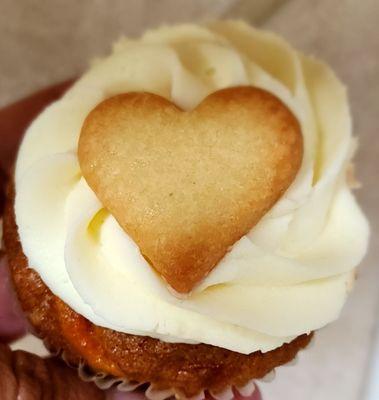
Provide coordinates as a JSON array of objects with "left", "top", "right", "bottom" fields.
[
  {"left": 0, "top": 343, "right": 106, "bottom": 400},
  {"left": 0, "top": 256, "right": 27, "bottom": 343}
]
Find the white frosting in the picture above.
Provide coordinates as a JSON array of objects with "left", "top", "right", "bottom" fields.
[{"left": 14, "top": 21, "right": 369, "bottom": 354}]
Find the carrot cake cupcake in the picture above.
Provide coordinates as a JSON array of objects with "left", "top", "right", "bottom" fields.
[{"left": 2, "top": 21, "right": 369, "bottom": 398}]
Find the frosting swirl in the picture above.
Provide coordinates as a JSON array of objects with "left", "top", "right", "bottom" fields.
[{"left": 14, "top": 21, "right": 369, "bottom": 354}]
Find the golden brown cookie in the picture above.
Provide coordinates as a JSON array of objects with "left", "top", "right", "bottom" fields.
[
  {"left": 79, "top": 87, "right": 303, "bottom": 293},
  {"left": 3, "top": 182, "right": 312, "bottom": 397}
]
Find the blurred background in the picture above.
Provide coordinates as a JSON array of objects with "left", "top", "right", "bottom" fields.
[{"left": 0, "top": 1, "right": 378, "bottom": 399}]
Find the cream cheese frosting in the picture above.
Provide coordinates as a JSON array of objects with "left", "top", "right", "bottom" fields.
[{"left": 14, "top": 21, "right": 369, "bottom": 354}]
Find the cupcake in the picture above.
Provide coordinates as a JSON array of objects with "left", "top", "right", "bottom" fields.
[{"left": 2, "top": 21, "right": 369, "bottom": 398}]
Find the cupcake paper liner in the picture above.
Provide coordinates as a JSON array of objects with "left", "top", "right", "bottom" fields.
[
  {"left": 74, "top": 353, "right": 289, "bottom": 400},
  {"left": 77, "top": 345, "right": 305, "bottom": 399},
  {"left": 76, "top": 356, "right": 261, "bottom": 400},
  {"left": 45, "top": 335, "right": 309, "bottom": 400}
]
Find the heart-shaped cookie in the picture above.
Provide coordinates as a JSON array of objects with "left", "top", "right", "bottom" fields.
[{"left": 78, "top": 87, "right": 303, "bottom": 293}]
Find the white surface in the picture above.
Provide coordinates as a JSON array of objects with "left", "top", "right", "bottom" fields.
[
  {"left": 11, "top": 334, "right": 50, "bottom": 357},
  {"left": 364, "top": 316, "right": 379, "bottom": 400}
]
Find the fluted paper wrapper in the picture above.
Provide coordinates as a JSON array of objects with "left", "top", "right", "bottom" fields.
[
  {"left": 71, "top": 350, "right": 303, "bottom": 400},
  {"left": 78, "top": 361, "right": 258, "bottom": 400}
]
